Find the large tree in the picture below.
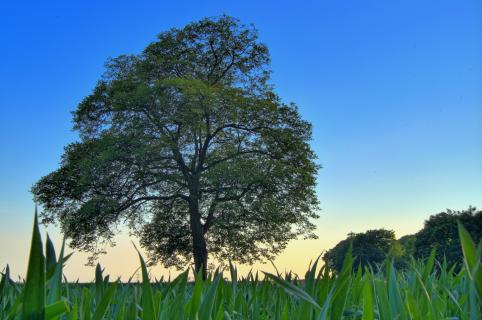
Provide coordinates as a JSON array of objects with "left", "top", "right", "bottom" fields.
[{"left": 32, "top": 16, "right": 319, "bottom": 277}]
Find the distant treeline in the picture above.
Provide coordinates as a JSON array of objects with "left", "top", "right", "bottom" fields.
[{"left": 323, "top": 207, "right": 482, "bottom": 273}]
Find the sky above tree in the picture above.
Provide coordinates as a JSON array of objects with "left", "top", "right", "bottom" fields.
[{"left": 0, "top": 0, "right": 481, "bottom": 281}]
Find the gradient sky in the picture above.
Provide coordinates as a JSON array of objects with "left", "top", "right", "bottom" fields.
[{"left": 0, "top": 0, "right": 481, "bottom": 281}]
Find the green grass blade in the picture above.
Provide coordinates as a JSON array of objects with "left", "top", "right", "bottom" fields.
[
  {"left": 81, "top": 287, "right": 91, "bottom": 320},
  {"left": 388, "top": 262, "right": 406, "bottom": 319},
  {"left": 458, "top": 221, "right": 479, "bottom": 274},
  {"left": 21, "top": 210, "right": 46, "bottom": 320},
  {"left": 45, "top": 234, "right": 57, "bottom": 280},
  {"left": 47, "top": 239, "right": 66, "bottom": 305},
  {"left": 362, "top": 277, "right": 374, "bottom": 320},
  {"left": 45, "top": 300, "right": 69, "bottom": 319},
  {"left": 0, "top": 264, "right": 10, "bottom": 294},
  {"left": 69, "top": 302, "right": 78, "bottom": 320},
  {"left": 92, "top": 282, "right": 117, "bottom": 320},
  {"left": 264, "top": 272, "right": 321, "bottom": 310},
  {"left": 199, "top": 272, "right": 223, "bottom": 320},
  {"left": 458, "top": 221, "right": 482, "bottom": 302},
  {"left": 95, "top": 263, "right": 104, "bottom": 302},
  {"left": 317, "top": 286, "right": 335, "bottom": 320},
  {"left": 138, "top": 252, "right": 156, "bottom": 320},
  {"left": 189, "top": 268, "right": 204, "bottom": 320}
]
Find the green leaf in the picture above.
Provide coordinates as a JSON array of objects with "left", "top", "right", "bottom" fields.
[
  {"left": 317, "top": 286, "right": 335, "bottom": 320},
  {"left": 458, "top": 221, "right": 482, "bottom": 301},
  {"left": 95, "top": 263, "right": 104, "bottom": 302},
  {"left": 458, "top": 222, "right": 479, "bottom": 274},
  {"left": 45, "top": 235, "right": 57, "bottom": 279},
  {"left": 69, "top": 302, "right": 78, "bottom": 320},
  {"left": 0, "top": 264, "right": 10, "bottom": 294},
  {"left": 189, "top": 268, "right": 204, "bottom": 319},
  {"left": 21, "top": 209, "right": 46, "bottom": 320},
  {"left": 92, "top": 282, "right": 117, "bottom": 320},
  {"left": 264, "top": 272, "right": 321, "bottom": 310},
  {"left": 387, "top": 263, "right": 406, "bottom": 320},
  {"left": 199, "top": 272, "right": 223, "bottom": 320},
  {"left": 47, "top": 239, "right": 67, "bottom": 305},
  {"left": 422, "top": 248, "right": 436, "bottom": 282},
  {"left": 362, "top": 277, "right": 374, "bottom": 320},
  {"left": 45, "top": 300, "right": 69, "bottom": 319},
  {"left": 138, "top": 252, "right": 156, "bottom": 320},
  {"left": 81, "top": 287, "right": 91, "bottom": 320}
]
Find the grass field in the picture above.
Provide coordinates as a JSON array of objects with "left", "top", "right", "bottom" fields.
[{"left": 1, "top": 213, "right": 481, "bottom": 319}]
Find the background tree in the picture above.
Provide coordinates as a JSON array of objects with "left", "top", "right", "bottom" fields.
[
  {"left": 32, "top": 16, "right": 319, "bottom": 277},
  {"left": 395, "top": 234, "right": 417, "bottom": 269},
  {"left": 323, "top": 229, "right": 399, "bottom": 273},
  {"left": 414, "top": 207, "right": 482, "bottom": 267},
  {"left": 398, "top": 234, "right": 416, "bottom": 257}
]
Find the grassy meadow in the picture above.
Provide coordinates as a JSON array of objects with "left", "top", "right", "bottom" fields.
[{"left": 0, "top": 213, "right": 481, "bottom": 320}]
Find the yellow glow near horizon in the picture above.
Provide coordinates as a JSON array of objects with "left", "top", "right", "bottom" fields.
[{"left": 0, "top": 208, "right": 427, "bottom": 282}]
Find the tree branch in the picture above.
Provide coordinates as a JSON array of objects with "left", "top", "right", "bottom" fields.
[{"left": 202, "top": 149, "right": 270, "bottom": 171}]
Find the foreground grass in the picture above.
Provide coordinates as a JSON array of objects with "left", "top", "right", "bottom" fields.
[{"left": 0, "top": 212, "right": 481, "bottom": 319}]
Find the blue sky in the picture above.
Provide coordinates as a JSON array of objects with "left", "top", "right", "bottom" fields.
[{"left": 0, "top": 0, "right": 481, "bottom": 280}]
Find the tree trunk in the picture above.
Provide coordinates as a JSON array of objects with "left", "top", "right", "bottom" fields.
[{"left": 189, "top": 191, "right": 208, "bottom": 279}]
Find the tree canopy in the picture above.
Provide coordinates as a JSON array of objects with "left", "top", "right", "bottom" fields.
[
  {"left": 414, "top": 206, "right": 482, "bottom": 268},
  {"left": 324, "top": 208, "right": 482, "bottom": 273},
  {"left": 32, "top": 15, "right": 320, "bottom": 277},
  {"left": 323, "top": 229, "right": 398, "bottom": 273}
]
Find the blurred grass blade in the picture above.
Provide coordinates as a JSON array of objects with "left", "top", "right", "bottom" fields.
[
  {"left": 81, "top": 287, "right": 91, "bottom": 320},
  {"left": 422, "top": 248, "right": 436, "bottom": 282},
  {"left": 92, "top": 282, "right": 117, "bottom": 320},
  {"left": 317, "top": 286, "right": 335, "bottom": 320},
  {"left": 45, "top": 300, "right": 69, "bottom": 319},
  {"left": 458, "top": 222, "right": 482, "bottom": 301},
  {"left": 0, "top": 264, "right": 10, "bottom": 294},
  {"left": 458, "top": 221, "right": 479, "bottom": 274}
]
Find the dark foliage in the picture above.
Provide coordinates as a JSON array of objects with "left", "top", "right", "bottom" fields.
[
  {"left": 414, "top": 206, "right": 482, "bottom": 268},
  {"left": 323, "top": 229, "right": 397, "bottom": 273}
]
